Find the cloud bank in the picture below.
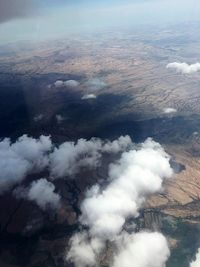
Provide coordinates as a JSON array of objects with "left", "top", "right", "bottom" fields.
[
  {"left": 166, "top": 62, "right": 200, "bottom": 74},
  {"left": 67, "top": 138, "right": 173, "bottom": 267}
]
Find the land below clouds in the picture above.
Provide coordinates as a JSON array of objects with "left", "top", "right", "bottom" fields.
[
  {"left": 1, "top": 24, "right": 200, "bottom": 266},
  {"left": 0, "top": 70, "right": 200, "bottom": 267}
]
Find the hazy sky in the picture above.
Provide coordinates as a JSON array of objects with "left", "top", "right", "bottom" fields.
[{"left": 0, "top": 0, "right": 199, "bottom": 44}]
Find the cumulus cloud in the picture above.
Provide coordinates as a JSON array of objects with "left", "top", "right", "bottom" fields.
[
  {"left": 81, "top": 94, "right": 97, "bottom": 100},
  {"left": 80, "top": 138, "right": 172, "bottom": 239},
  {"left": 163, "top": 108, "right": 177, "bottom": 114},
  {"left": 0, "top": 134, "right": 172, "bottom": 267},
  {"left": 64, "top": 80, "right": 80, "bottom": 88},
  {"left": 0, "top": 134, "right": 132, "bottom": 193},
  {"left": 27, "top": 178, "right": 60, "bottom": 210},
  {"left": 190, "top": 248, "right": 200, "bottom": 267},
  {"left": 50, "top": 136, "right": 132, "bottom": 178},
  {"left": 14, "top": 178, "right": 60, "bottom": 210},
  {"left": 50, "top": 138, "right": 102, "bottom": 178},
  {"left": 166, "top": 62, "right": 200, "bottom": 74},
  {"left": 67, "top": 232, "right": 104, "bottom": 267},
  {"left": 67, "top": 138, "right": 173, "bottom": 267},
  {"left": 0, "top": 0, "right": 37, "bottom": 23},
  {"left": 54, "top": 80, "right": 64, "bottom": 88},
  {"left": 102, "top": 135, "right": 133, "bottom": 154},
  {"left": 112, "top": 231, "right": 170, "bottom": 267},
  {"left": 54, "top": 79, "right": 79, "bottom": 88},
  {"left": 0, "top": 135, "right": 52, "bottom": 194}
]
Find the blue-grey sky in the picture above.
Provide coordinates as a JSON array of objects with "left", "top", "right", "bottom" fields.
[{"left": 0, "top": 0, "right": 199, "bottom": 44}]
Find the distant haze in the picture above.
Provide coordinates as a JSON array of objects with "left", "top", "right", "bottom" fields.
[
  {"left": 0, "top": 0, "right": 200, "bottom": 43},
  {"left": 0, "top": 0, "right": 37, "bottom": 23}
]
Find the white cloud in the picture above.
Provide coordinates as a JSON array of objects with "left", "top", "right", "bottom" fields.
[
  {"left": 0, "top": 135, "right": 132, "bottom": 193},
  {"left": 112, "top": 231, "right": 170, "bottom": 267},
  {"left": 67, "top": 232, "right": 104, "bottom": 267},
  {"left": 0, "top": 134, "right": 172, "bottom": 267},
  {"left": 81, "top": 94, "right": 97, "bottom": 100},
  {"left": 190, "top": 248, "right": 200, "bottom": 267},
  {"left": 26, "top": 178, "right": 60, "bottom": 210},
  {"left": 102, "top": 135, "right": 132, "bottom": 154},
  {"left": 163, "top": 108, "right": 177, "bottom": 114},
  {"left": 80, "top": 138, "right": 173, "bottom": 239},
  {"left": 50, "top": 138, "right": 103, "bottom": 178},
  {"left": 54, "top": 80, "right": 64, "bottom": 88},
  {"left": 0, "top": 135, "right": 52, "bottom": 194},
  {"left": 50, "top": 136, "right": 132, "bottom": 178},
  {"left": 166, "top": 62, "right": 200, "bottom": 74},
  {"left": 54, "top": 79, "right": 79, "bottom": 88},
  {"left": 64, "top": 80, "right": 80, "bottom": 87},
  {"left": 14, "top": 178, "right": 60, "bottom": 210},
  {"left": 67, "top": 138, "right": 173, "bottom": 267}
]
